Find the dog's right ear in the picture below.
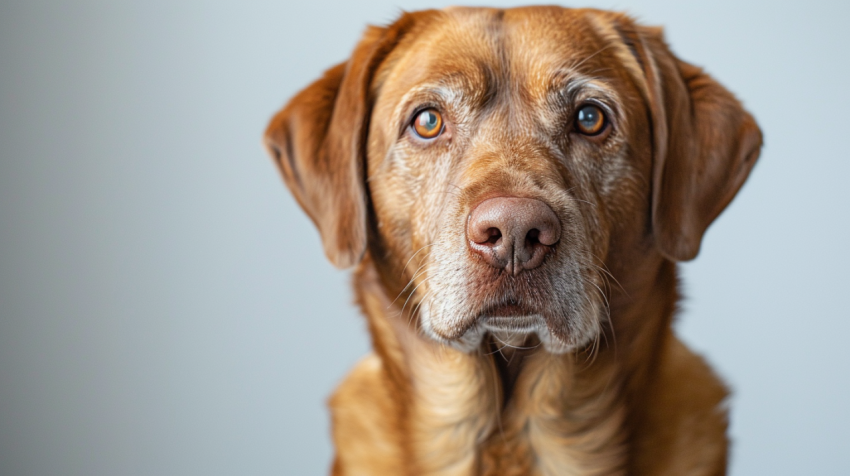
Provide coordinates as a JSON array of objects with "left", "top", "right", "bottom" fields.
[
  {"left": 264, "top": 13, "right": 427, "bottom": 268},
  {"left": 612, "top": 17, "right": 763, "bottom": 262}
]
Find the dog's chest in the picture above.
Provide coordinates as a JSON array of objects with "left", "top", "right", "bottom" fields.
[
  {"left": 406, "top": 350, "right": 627, "bottom": 476},
  {"left": 330, "top": 350, "right": 626, "bottom": 475}
]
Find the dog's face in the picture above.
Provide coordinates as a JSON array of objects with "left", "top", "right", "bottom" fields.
[
  {"left": 366, "top": 8, "right": 646, "bottom": 352},
  {"left": 265, "top": 7, "right": 761, "bottom": 353}
]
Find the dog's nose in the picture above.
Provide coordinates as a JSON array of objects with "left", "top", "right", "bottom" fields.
[{"left": 467, "top": 197, "right": 561, "bottom": 274}]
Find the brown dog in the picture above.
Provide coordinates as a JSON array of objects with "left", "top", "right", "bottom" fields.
[{"left": 264, "top": 6, "right": 761, "bottom": 475}]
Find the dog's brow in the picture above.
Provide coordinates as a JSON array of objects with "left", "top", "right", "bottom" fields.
[
  {"left": 419, "top": 72, "right": 490, "bottom": 102},
  {"left": 401, "top": 69, "right": 489, "bottom": 106},
  {"left": 545, "top": 71, "right": 618, "bottom": 103},
  {"left": 433, "top": 70, "right": 481, "bottom": 88},
  {"left": 403, "top": 84, "right": 465, "bottom": 105}
]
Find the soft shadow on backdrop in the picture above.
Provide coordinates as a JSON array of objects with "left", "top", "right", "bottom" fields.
[{"left": 1, "top": 1, "right": 847, "bottom": 475}]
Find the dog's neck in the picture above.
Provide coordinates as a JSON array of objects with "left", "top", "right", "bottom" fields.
[
  {"left": 352, "top": 252, "right": 678, "bottom": 475},
  {"left": 487, "top": 335, "right": 535, "bottom": 408}
]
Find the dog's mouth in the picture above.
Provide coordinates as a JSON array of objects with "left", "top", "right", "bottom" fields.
[
  {"left": 478, "top": 298, "right": 545, "bottom": 333},
  {"left": 481, "top": 298, "right": 534, "bottom": 318},
  {"left": 421, "top": 229, "right": 602, "bottom": 354}
]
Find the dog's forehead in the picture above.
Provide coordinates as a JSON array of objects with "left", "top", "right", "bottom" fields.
[{"left": 380, "top": 7, "right": 617, "bottom": 97}]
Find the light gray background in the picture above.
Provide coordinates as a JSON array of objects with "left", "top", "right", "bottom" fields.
[{"left": 0, "top": 0, "right": 847, "bottom": 475}]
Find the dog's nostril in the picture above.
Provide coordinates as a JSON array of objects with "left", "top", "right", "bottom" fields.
[
  {"left": 486, "top": 228, "right": 502, "bottom": 245},
  {"left": 467, "top": 197, "right": 560, "bottom": 272}
]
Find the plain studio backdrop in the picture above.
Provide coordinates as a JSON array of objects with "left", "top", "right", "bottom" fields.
[{"left": 1, "top": 0, "right": 848, "bottom": 475}]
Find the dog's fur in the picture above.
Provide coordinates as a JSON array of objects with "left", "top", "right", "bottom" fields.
[{"left": 264, "top": 7, "right": 761, "bottom": 475}]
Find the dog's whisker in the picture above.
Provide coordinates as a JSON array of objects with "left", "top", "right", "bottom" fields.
[
  {"left": 390, "top": 261, "right": 434, "bottom": 310},
  {"left": 567, "top": 44, "right": 616, "bottom": 72},
  {"left": 401, "top": 275, "right": 433, "bottom": 320},
  {"left": 401, "top": 242, "right": 438, "bottom": 276},
  {"left": 585, "top": 251, "right": 628, "bottom": 297},
  {"left": 410, "top": 289, "right": 434, "bottom": 324}
]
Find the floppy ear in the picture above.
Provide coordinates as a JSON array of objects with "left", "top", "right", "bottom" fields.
[
  {"left": 617, "top": 21, "right": 763, "bottom": 261},
  {"left": 263, "top": 14, "right": 424, "bottom": 268}
]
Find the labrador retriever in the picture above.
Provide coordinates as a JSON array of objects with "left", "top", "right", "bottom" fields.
[{"left": 264, "top": 6, "right": 762, "bottom": 475}]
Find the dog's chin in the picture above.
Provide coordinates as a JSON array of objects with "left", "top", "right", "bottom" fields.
[{"left": 418, "top": 300, "right": 594, "bottom": 355}]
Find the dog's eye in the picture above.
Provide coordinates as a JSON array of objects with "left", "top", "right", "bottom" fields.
[
  {"left": 412, "top": 108, "right": 443, "bottom": 139},
  {"left": 575, "top": 105, "right": 606, "bottom": 136}
]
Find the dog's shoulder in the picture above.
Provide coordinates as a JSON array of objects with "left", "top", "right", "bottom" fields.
[
  {"left": 632, "top": 336, "right": 730, "bottom": 476},
  {"left": 328, "top": 353, "right": 406, "bottom": 475}
]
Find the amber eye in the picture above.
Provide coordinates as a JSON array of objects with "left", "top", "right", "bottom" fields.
[
  {"left": 575, "top": 104, "right": 606, "bottom": 135},
  {"left": 412, "top": 108, "right": 443, "bottom": 139}
]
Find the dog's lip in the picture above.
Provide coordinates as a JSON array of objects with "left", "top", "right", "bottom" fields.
[
  {"left": 479, "top": 300, "right": 544, "bottom": 332},
  {"left": 481, "top": 300, "right": 533, "bottom": 317},
  {"left": 481, "top": 314, "right": 545, "bottom": 333}
]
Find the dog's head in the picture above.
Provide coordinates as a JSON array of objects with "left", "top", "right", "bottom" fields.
[{"left": 264, "top": 7, "right": 761, "bottom": 353}]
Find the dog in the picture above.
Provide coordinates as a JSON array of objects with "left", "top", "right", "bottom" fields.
[{"left": 264, "top": 6, "right": 761, "bottom": 475}]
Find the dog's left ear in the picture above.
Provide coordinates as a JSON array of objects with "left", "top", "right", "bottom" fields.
[
  {"left": 264, "top": 12, "right": 430, "bottom": 268},
  {"left": 617, "top": 20, "right": 763, "bottom": 261}
]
